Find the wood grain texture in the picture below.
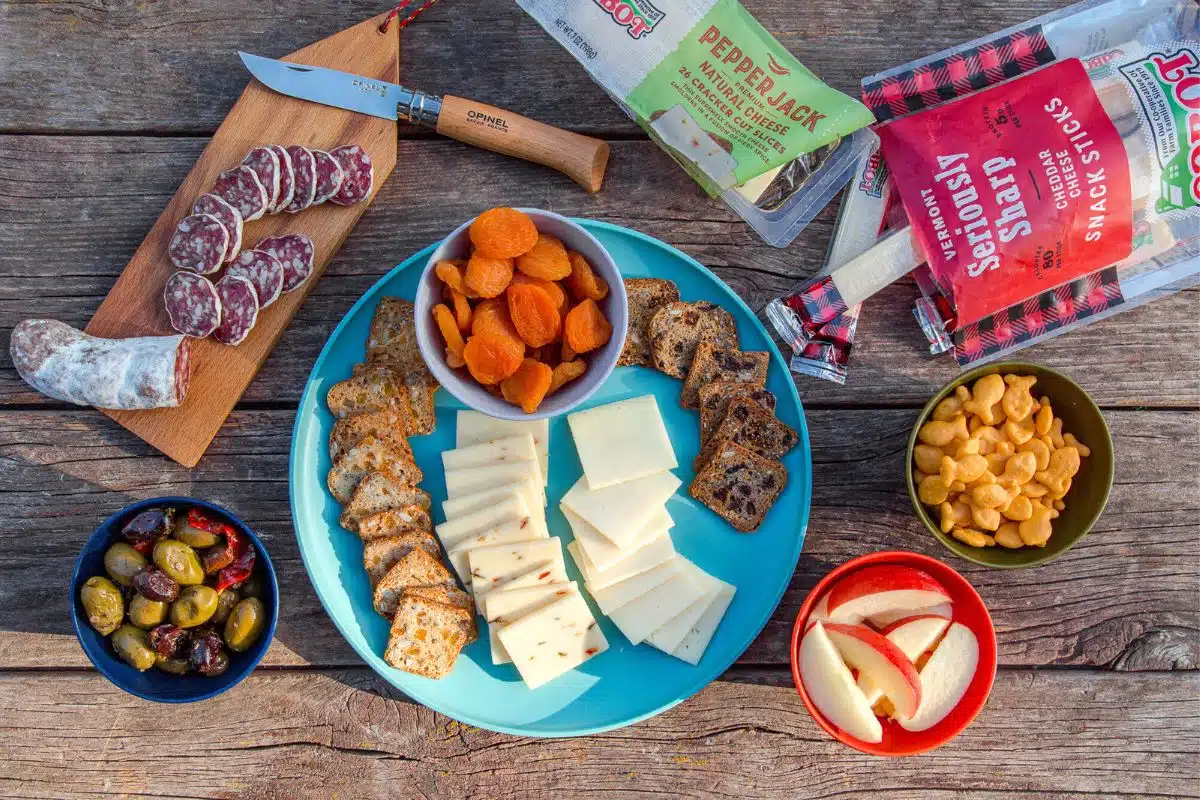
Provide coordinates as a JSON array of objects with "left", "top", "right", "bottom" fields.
[
  {"left": 1, "top": 407, "right": 1193, "bottom": 671},
  {"left": 83, "top": 14, "right": 400, "bottom": 467},
  {"left": 0, "top": 668, "right": 1194, "bottom": 799}
]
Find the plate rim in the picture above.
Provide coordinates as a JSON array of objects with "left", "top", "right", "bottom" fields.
[{"left": 289, "top": 218, "right": 812, "bottom": 737}]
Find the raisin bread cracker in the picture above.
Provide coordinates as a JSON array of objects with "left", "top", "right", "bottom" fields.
[
  {"left": 680, "top": 342, "right": 769, "bottom": 409},
  {"left": 340, "top": 471, "right": 432, "bottom": 533},
  {"left": 698, "top": 381, "right": 777, "bottom": 447},
  {"left": 694, "top": 396, "right": 799, "bottom": 470},
  {"left": 327, "top": 435, "right": 424, "bottom": 504},
  {"left": 618, "top": 278, "right": 680, "bottom": 367},
  {"left": 384, "top": 594, "right": 472, "bottom": 679},
  {"left": 357, "top": 505, "right": 434, "bottom": 541},
  {"left": 647, "top": 301, "right": 738, "bottom": 378},
  {"left": 363, "top": 532, "right": 442, "bottom": 587},
  {"left": 329, "top": 409, "right": 414, "bottom": 461},
  {"left": 689, "top": 440, "right": 787, "bottom": 532},
  {"left": 373, "top": 547, "right": 455, "bottom": 617}
]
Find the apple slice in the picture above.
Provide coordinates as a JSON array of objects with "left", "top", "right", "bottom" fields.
[
  {"left": 823, "top": 622, "right": 922, "bottom": 719},
  {"left": 858, "top": 614, "right": 951, "bottom": 705},
  {"left": 803, "top": 592, "right": 831, "bottom": 631},
  {"left": 798, "top": 622, "right": 883, "bottom": 744},
  {"left": 867, "top": 600, "right": 952, "bottom": 629},
  {"left": 899, "top": 622, "right": 980, "bottom": 731},
  {"left": 826, "top": 565, "right": 950, "bottom": 624}
]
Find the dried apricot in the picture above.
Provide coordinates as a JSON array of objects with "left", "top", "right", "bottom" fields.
[
  {"left": 500, "top": 358, "right": 553, "bottom": 413},
  {"left": 463, "top": 331, "right": 524, "bottom": 385},
  {"left": 435, "top": 260, "right": 476, "bottom": 297},
  {"left": 471, "top": 297, "right": 520, "bottom": 341},
  {"left": 548, "top": 359, "right": 587, "bottom": 396},
  {"left": 449, "top": 289, "right": 472, "bottom": 332},
  {"left": 563, "top": 298, "right": 612, "bottom": 354},
  {"left": 565, "top": 251, "right": 609, "bottom": 301},
  {"left": 515, "top": 234, "right": 572, "bottom": 281},
  {"left": 432, "top": 303, "right": 467, "bottom": 368},
  {"left": 507, "top": 283, "right": 562, "bottom": 348},
  {"left": 561, "top": 339, "right": 576, "bottom": 362},
  {"left": 469, "top": 208, "right": 539, "bottom": 259},
  {"left": 511, "top": 272, "right": 568, "bottom": 320},
  {"left": 464, "top": 253, "right": 514, "bottom": 298}
]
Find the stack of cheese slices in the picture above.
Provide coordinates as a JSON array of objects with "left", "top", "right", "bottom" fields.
[
  {"left": 562, "top": 395, "right": 736, "bottom": 664},
  {"left": 437, "top": 411, "right": 608, "bottom": 690}
]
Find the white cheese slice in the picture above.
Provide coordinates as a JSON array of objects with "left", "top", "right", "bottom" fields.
[
  {"left": 442, "top": 434, "right": 543, "bottom": 485},
  {"left": 445, "top": 461, "right": 545, "bottom": 505},
  {"left": 445, "top": 517, "right": 548, "bottom": 582},
  {"left": 645, "top": 561, "right": 727, "bottom": 654},
  {"left": 567, "top": 395, "right": 677, "bottom": 489},
  {"left": 483, "top": 582, "right": 577, "bottom": 665},
  {"left": 670, "top": 583, "right": 736, "bottom": 665},
  {"left": 497, "top": 590, "right": 608, "bottom": 690},
  {"left": 434, "top": 491, "right": 530, "bottom": 551},
  {"left": 562, "top": 505, "right": 672, "bottom": 571},
  {"left": 456, "top": 411, "right": 549, "bottom": 485},
  {"left": 589, "top": 557, "right": 682, "bottom": 615},
  {"left": 569, "top": 531, "right": 675, "bottom": 591},
  {"left": 607, "top": 569, "right": 708, "bottom": 645},
  {"left": 441, "top": 481, "right": 543, "bottom": 526},
  {"left": 469, "top": 541, "right": 567, "bottom": 613},
  {"left": 560, "top": 471, "right": 681, "bottom": 550}
]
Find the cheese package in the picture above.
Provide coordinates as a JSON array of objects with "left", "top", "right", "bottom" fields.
[
  {"left": 560, "top": 471, "right": 681, "bottom": 550},
  {"left": 456, "top": 411, "right": 549, "bottom": 484},
  {"left": 645, "top": 562, "right": 729, "bottom": 654},
  {"left": 589, "top": 557, "right": 682, "bottom": 616},
  {"left": 563, "top": 505, "right": 673, "bottom": 572},
  {"left": 484, "top": 582, "right": 578, "bottom": 665},
  {"left": 567, "top": 395, "right": 677, "bottom": 489},
  {"left": 442, "top": 481, "right": 543, "bottom": 524},
  {"left": 445, "top": 461, "right": 546, "bottom": 505},
  {"left": 442, "top": 434, "right": 543, "bottom": 485},
  {"left": 497, "top": 590, "right": 609, "bottom": 690},
  {"left": 671, "top": 583, "right": 736, "bottom": 665},
  {"left": 434, "top": 492, "right": 531, "bottom": 551},
  {"left": 607, "top": 570, "right": 708, "bottom": 645},
  {"left": 568, "top": 532, "right": 675, "bottom": 592}
]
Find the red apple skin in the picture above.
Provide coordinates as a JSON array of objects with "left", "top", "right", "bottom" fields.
[
  {"left": 822, "top": 622, "right": 922, "bottom": 719},
  {"left": 879, "top": 613, "right": 953, "bottom": 638},
  {"left": 826, "top": 565, "right": 950, "bottom": 616}
]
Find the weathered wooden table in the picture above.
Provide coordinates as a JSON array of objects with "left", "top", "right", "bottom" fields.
[{"left": 1, "top": 2, "right": 1196, "bottom": 797}]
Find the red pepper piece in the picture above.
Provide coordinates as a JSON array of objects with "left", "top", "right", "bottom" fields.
[
  {"left": 213, "top": 529, "right": 256, "bottom": 593},
  {"left": 187, "top": 508, "right": 227, "bottom": 534}
]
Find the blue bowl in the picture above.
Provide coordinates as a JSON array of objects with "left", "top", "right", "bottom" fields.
[{"left": 69, "top": 497, "right": 278, "bottom": 703}]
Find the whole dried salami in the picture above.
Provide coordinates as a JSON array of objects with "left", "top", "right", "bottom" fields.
[
  {"left": 191, "top": 193, "right": 243, "bottom": 264},
  {"left": 311, "top": 149, "right": 345, "bottom": 206},
  {"left": 212, "top": 164, "right": 268, "bottom": 222},
  {"left": 329, "top": 144, "right": 373, "bottom": 206},
  {"left": 283, "top": 145, "right": 317, "bottom": 213},
  {"left": 212, "top": 274, "right": 260, "bottom": 346},
  {"left": 242, "top": 147, "right": 281, "bottom": 211},
  {"left": 168, "top": 213, "right": 228, "bottom": 275},
  {"left": 10, "top": 319, "right": 190, "bottom": 410},
  {"left": 269, "top": 145, "right": 295, "bottom": 213},
  {"left": 226, "top": 248, "right": 285, "bottom": 309},
  {"left": 163, "top": 271, "right": 222, "bottom": 339},
  {"left": 258, "top": 233, "right": 315, "bottom": 293}
]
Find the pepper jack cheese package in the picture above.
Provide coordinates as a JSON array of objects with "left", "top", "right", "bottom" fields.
[{"left": 516, "top": 0, "right": 876, "bottom": 246}]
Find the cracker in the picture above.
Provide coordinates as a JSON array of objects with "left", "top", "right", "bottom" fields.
[
  {"left": 618, "top": 278, "right": 680, "bottom": 367},
  {"left": 357, "top": 505, "right": 434, "bottom": 542},
  {"left": 329, "top": 409, "right": 415, "bottom": 460},
  {"left": 384, "top": 594, "right": 471, "bottom": 679},
  {"left": 363, "top": 532, "right": 441, "bottom": 587},
  {"left": 340, "top": 471, "right": 431, "bottom": 533},
  {"left": 647, "top": 301, "right": 738, "bottom": 379},
  {"left": 680, "top": 342, "right": 769, "bottom": 409},
  {"left": 689, "top": 440, "right": 787, "bottom": 533},
  {"left": 694, "top": 396, "right": 799, "bottom": 470},
  {"left": 373, "top": 547, "right": 455, "bottom": 617},
  {"left": 327, "top": 435, "right": 424, "bottom": 504},
  {"left": 698, "top": 381, "right": 777, "bottom": 447}
]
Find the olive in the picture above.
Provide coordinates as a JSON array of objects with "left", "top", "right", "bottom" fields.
[
  {"left": 173, "top": 510, "right": 223, "bottom": 549},
  {"left": 128, "top": 594, "right": 169, "bottom": 629},
  {"left": 190, "top": 629, "right": 229, "bottom": 676},
  {"left": 153, "top": 539, "right": 204, "bottom": 586},
  {"left": 148, "top": 624, "right": 189, "bottom": 658},
  {"left": 121, "top": 507, "right": 175, "bottom": 551},
  {"left": 103, "top": 543, "right": 147, "bottom": 587},
  {"left": 237, "top": 573, "right": 264, "bottom": 599},
  {"left": 153, "top": 655, "right": 190, "bottom": 675},
  {"left": 223, "top": 597, "right": 267, "bottom": 652},
  {"left": 80, "top": 576, "right": 124, "bottom": 636},
  {"left": 111, "top": 623, "right": 156, "bottom": 671},
  {"left": 132, "top": 566, "right": 179, "bottom": 602},
  {"left": 210, "top": 589, "right": 240, "bottom": 626},
  {"left": 170, "top": 585, "right": 220, "bottom": 628}
]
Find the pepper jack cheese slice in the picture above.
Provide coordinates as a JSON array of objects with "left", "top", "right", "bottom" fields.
[
  {"left": 671, "top": 583, "right": 736, "bottom": 666},
  {"left": 589, "top": 557, "right": 682, "bottom": 616},
  {"left": 469, "top": 540, "right": 567, "bottom": 613},
  {"left": 560, "top": 471, "right": 681, "bottom": 550},
  {"left": 456, "top": 411, "right": 549, "bottom": 485},
  {"left": 563, "top": 505, "right": 672, "bottom": 571},
  {"left": 441, "top": 481, "right": 543, "bottom": 525},
  {"left": 484, "top": 582, "right": 578, "bottom": 665},
  {"left": 446, "top": 517, "right": 548, "bottom": 583},
  {"left": 606, "top": 568, "right": 708, "bottom": 645},
  {"left": 445, "top": 461, "right": 546, "bottom": 506},
  {"left": 567, "top": 395, "right": 677, "bottom": 489},
  {"left": 645, "top": 561, "right": 730, "bottom": 654},
  {"left": 568, "top": 531, "right": 675, "bottom": 592},
  {"left": 497, "top": 590, "right": 608, "bottom": 690},
  {"left": 442, "top": 434, "right": 543, "bottom": 485},
  {"left": 435, "top": 492, "right": 531, "bottom": 551}
]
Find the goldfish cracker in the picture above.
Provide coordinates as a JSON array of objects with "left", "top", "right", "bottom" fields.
[
  {"left": 1018, "top": 502, "right": 1056, "bottom": 547},
  {"left": 931, "top": 394, "right": 964, "bottom": 422},
  {"left": 1035, "top": 447, "right": 1080, "bottom": 495},
  {"left": 918, "top": 416, "right": 968, "bottom": 447},
  {"left": 1001, "top": 374, "right": 1037, "bottom": 421},
  {"left": 914, "top": 470, "right": 928, "bottom": 484},
  {"left": 1034, "top": 403, "right": 1054, "bottom": 437},
  {"left": 997, "top": 450, "right": 1038, "bottom": 488},
  {"left": 1052, "top": 499, "right": 1066, "bottom": 512},
  {"left": 952, "top": 528, "right": 996, "bottom": 548},
  {"left": 963, "top": 374, "right": 1005, "bottom": 425},
  {"left": 938, "top": 500, "right": 972, "bottom": 533},
  {"left": 1001, "top": 493, "right": 1033, "bottom": 522},
  {"left": 1019, "top": 438, "right": 1051, "bottom": 471},
  {"left": 939, "top": 453, "right": 989, "bottom": 485},
  {"left": 1048, "top": 417, "right": 1066, "bottom": 449},
  {"left": 1063, "top": 433, "right": 1091, "bottom": 458},
  {"left": 1046, "top": 477, "right": 1072, "bottom": 501},
  {"left": 953, "top": 438, "right": 982, "bottom": 458},
  {"left": 983, "top": 440, "right": 1015, "bottom": 475},
  {"left": 969, "top": 504, "right": 1002, "bottom": 532},
  {"left": 964, "top": 470, "right": 995, "bottom": 492},
  {"left": 1020, "top": 481, "right": 1050, "bottom": 499},
  {"left": 969, "top": 483, "right": 1010, "bottom": 510},
  {"left": 969, "top": 425, "right": 1005, "bottom": 454},
  {"left": 948, "top": 480, "right": 966, "bottom": 493},
  {"left": 913, "top": 444, "right": 945, "bottom": 475},
  {"left": 994, "top": 522, "right": 1023, "bottom": 549},
  {"left": 918, "top": 474, "right": 953, "bottom": 506},
  {"left": 1003, "top": 416, "right": 1036, "bottom": 446}
]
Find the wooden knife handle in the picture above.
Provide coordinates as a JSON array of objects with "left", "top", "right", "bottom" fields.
[{"left": 436, "top": 95, "right": 609, "bottom": 193}]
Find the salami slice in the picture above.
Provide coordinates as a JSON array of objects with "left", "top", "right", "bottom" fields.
[
  {"left": 213, "top": 274, "right": 261, "bottom": 346},
  {"left": 283, "top": 146, "right": 317, "bottom": 213},
  {"left": 311, "top": 149, "right": 345, "bottom": 206},
  {"left": 163, "top": 271, "right": 222, "bottom": 339},
  {"left": 191, "top": 193, "right": 243, "bottom": 264},
  {"left": 269, "top": 144, "right": 295, "bottom": 213},
  {"left": 168, "top": 213, "right": 228, "bottom": 275},
  {"left": 242, "top": 147, "right": 281, "bottom": 212},
  {"left": 226, "top": 248, "right": 285, "bottom": 309},
  {"left": 212, "top": 165, "right": 268, "bottom": 222},
  {"left": 258, "top": 233, "right": 316, "bottom": 293},
  {"left": 10, "top": 319, "right": 190, "bottom": 409},
  {"left": 329, "top": 144, "right": 374, "bottom": 206}
]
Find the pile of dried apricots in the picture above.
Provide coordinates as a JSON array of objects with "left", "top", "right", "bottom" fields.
[{"left": 431, "top": 207, "right": 613, "bottom": 413}]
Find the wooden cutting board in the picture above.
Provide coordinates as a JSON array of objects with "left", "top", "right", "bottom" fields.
[{"left": 85, "top": 12, "right": 399, "bottom": 468}]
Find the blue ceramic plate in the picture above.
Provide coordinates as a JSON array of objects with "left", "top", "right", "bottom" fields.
[{"left": 290, "top": 220, "right": 812, "bottom": 736}]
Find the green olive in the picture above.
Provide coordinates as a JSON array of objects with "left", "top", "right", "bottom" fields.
[
  {"left": 170, "top": 585, "right": 220, "bottom": 628},
  {"left": 153, "top": 539, "right": 204, "bottom": 586},
  {"left": 80, "top": 576, "right": 124, "bottom": 636},
  {"left": 237, "top": 573, "right": 263, "bottom": 599},
  {"left": 103, "top": 543, "right": 147, "bottom": 587},
  {"left": 173, "top": 516, "right": 221, "bottom": 548},
  {"left": 128, "top": 594, "right": 168, "bottom": 629},
  {"left": 153, "top": 655, "right": 190, "bottom": 675},
  {"left": 111, "top": 623, "right": 156, "bottom": 671},
  {"left": 223, "top": 597, "right": 267, "bottom": 652},
  {"left": 210, "top": 589, "right": 240, "bottom": 626}
]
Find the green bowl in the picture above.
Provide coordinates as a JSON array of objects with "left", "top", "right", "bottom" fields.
[{"left": 906, "top": 362, "right": 1114, "bottom": 568}]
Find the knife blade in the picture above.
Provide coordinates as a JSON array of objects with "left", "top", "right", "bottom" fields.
[{"left": 239, "top": 52, "right": 608, "bottom": 193}]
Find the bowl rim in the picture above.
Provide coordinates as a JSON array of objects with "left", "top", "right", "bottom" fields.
[
  {"left": 412, "top": 207, "right": 628, "bottom": 421},
  {"left": 788, "top": 550, "right": 998, "bottom": 756},
  {"left": 69, "top": 496, "right": 279, "bottom": 703},
  {"left": 905, "top": 361, "right": 1114, "bottom": 569}
]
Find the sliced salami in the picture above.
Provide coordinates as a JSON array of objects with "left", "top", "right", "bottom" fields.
[
  {"left": 311, "top": 149, "right": 345, "bottom": 206},
  {"left": 212, "top": 164, "right": 268, "bottom": 222},
  {"left": 191, "top": 193, "right": 243, "bottom": 264},
  {"left": 258, "top": 233, "right": 316, "bottom": 293},
  {"left": 269, "top": 144, "right": 295, "bottom": 213},
  {"left": 226, "top": 248, "right": 285, "bottom": 309},
  {"left": 213, "top": 274, "right": 261, "bottom": 346},
  {"left": 10, "top": 319, "right": 190, "bottom": 410},
  {"left": 242, "top": 147, "right": 281, "bottom": 211},
  {"left": 168, "top": 213, "right": 228, "bottom": 275},
  {"left": 164, "top": 271, "right": 222, "bottom": 339},
  {"left": 283, "top": 146, "right": 317, "bottom": 213},
  {"left": 329, "top": 144, "right": 374, "bottom": 206}
]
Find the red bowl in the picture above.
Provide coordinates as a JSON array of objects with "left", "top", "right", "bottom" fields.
[{"left": 789, "top": 551, "right": 997, "bottom": 756}]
